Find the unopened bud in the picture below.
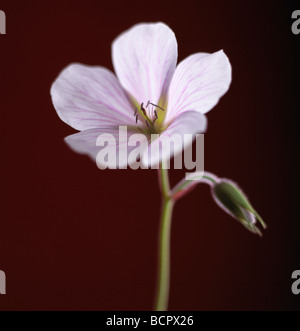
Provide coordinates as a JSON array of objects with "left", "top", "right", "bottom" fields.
[{"left": 212, "top": 179, "right": 266, "bottom": 236}]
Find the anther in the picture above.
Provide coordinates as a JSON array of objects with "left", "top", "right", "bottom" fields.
[
  {"left": 135, "top": 114, "right": 138, "bottom": 124},
  {"left": 141, "top": 103, "right": 147, "bottom": 115}
]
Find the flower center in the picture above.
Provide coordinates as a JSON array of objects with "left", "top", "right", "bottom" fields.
[{"left": 134, "top": 101, "right": 165, "bottom": 134}]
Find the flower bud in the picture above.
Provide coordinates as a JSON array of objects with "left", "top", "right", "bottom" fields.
[{"left": 212, "top": 179, "right": 266, "bottom": 236}]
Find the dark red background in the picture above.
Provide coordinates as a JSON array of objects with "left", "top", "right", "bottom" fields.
[{"left": 0, "top": 0, "right": 299, "bottom": 310}]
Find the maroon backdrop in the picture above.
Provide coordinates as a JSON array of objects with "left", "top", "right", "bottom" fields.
[{"left": 0, "top": 0, "right": 299, "bottom": 310}]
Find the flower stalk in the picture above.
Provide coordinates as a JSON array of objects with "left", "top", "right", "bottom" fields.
[
  {"left": 155, "top": 164, "right": 174, "bottom": 311},
  {"left": 155, "top": 170, "right": 266, "bottom": 310}
]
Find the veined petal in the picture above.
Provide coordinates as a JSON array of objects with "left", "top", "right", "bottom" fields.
[
  {"left": 51, "top": 63, "right": 135, "bottom": 131},
  {"left": 142, "top": 111, "right": 207, "bottom": 167},
  {"left": 166, "top": 50, "right": 232, "bottom": 122},
  {"left": 65, "top": 126, "right": 148, "bottom": 169},
  {"left": 112, "top": 22, "right": 177, "bottom": 107}
]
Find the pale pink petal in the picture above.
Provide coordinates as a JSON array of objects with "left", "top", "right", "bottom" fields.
[
  {"left": 165, "top": 50, "right": 232, "bottom": 123},
  {"left": 51, "top": 64, "right": 136, "bottom": 131},
  {"left": 65, "top": 126, "right": 148, "bottom": 169},
  {"left": 112, "top": 22, "right": 177, "bottom": 107},
  {"left": 142, "top": 111, "right": 207, "bottom": 167}
]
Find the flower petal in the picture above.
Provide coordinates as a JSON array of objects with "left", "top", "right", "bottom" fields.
[
  {"left": 112, "top": 22, "right": 177, "bottom": 107},
  {"left": 51, "top": 63, "right": 135, "bottom": 131},
  {"left": 142, "top": 111, "right": 207, "bottom": 167},
  {"left": 166, "top": 50, "right": 232, "bottom": 122},
  {"left": 65, "top": 126, "right": 148, "bottom": 169}
]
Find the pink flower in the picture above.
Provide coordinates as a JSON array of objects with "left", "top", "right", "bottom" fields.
[{"left": 51, "top": 22, "right": 232, "bottom": 168}]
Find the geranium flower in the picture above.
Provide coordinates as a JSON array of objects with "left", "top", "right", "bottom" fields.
[
  {"left": 51, "top": 22, "right": 232, "bottom": 168},
  {"left": 50, "top": 22, "right": 266, "bottom": 311}
]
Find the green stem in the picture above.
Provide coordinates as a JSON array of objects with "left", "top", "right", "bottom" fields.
[
  {"left": 159, "top": 164, "right": 171, "bottom": 198},
  {"left": 171, "top": 173, "right": 217, "bottom": 199},
  {"left": 155, "top": 165, "right": 174, "bottom": 311},
  {"left": 154, "top": 170, "right": 217, "bottom": 310}
]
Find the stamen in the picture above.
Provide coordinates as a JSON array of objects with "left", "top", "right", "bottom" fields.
[
  {"left": 153, "top": 110, "right": 158, "bottom": 125},
  {"left": 148, "top": 102, "right": 165, "bottom": 111},
  {"left": 141, "top": 103, "right": 147, "bottom": 115},
  {"left": 134, "top": 100, "right": 165, "bottom": 131}
]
